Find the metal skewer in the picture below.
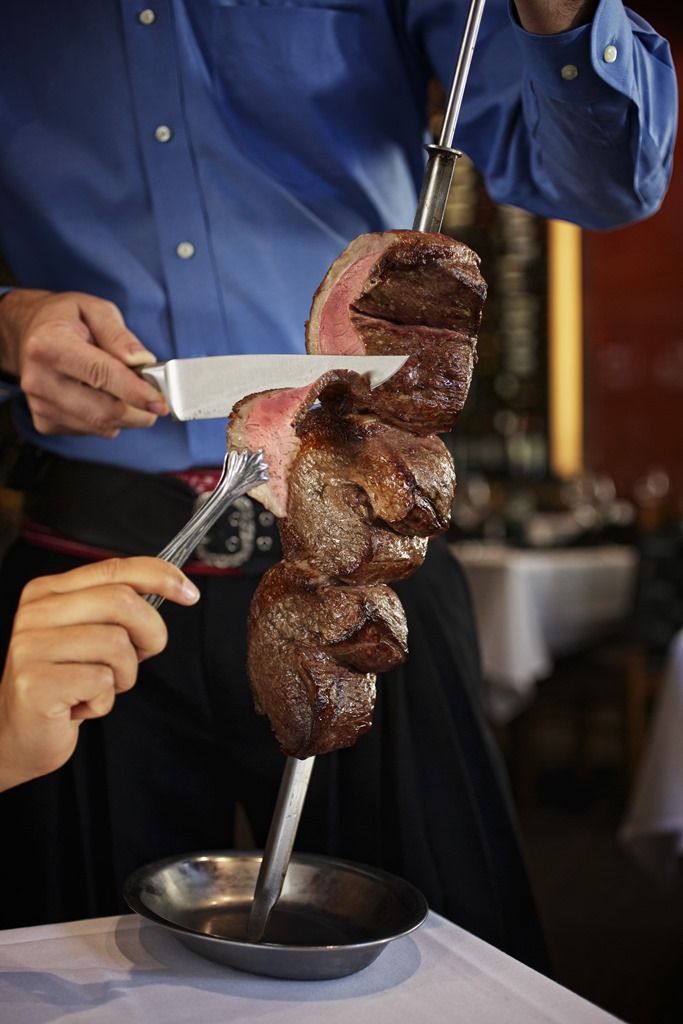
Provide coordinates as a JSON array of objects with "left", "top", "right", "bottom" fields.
[
  {"left": 246, "top": 0, "right": 488, "bottom": 946},
  {"left": 246, "top": 755, "right": 316, "bottom": 943},
  {"left": 413, "top": 0, "right": 487, "bottom": 233}
]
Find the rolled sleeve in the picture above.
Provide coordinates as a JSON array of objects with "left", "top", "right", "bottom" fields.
[
  {"left": 505, "top": 0, "right": 677, "bottom": 225},
  {"left": 511, "top": 0, "right": 638, "bottom": 103},
  {"left": 515, "top": 4, "right": 635, "bottom": 106}
]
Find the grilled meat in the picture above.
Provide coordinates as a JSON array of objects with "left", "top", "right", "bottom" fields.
[
  {"left": 307, "top": 231, "right": 485, "bottom": 434},
  {"left": 280, "top": 406, "right": 453, "bottom": 583},
  {"left": 247, "top": 562, "right": 408, "bottom": 758},
  {"left": 237, "top": 230, "right": 485, "bottom": 757},
  {"left": 228, "top": 369, "right": 369, "bottom": 518}
]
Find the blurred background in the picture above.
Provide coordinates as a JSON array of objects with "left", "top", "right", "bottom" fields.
[{"left": 434, "top": 4, "right": 683, "bottom": 1022}]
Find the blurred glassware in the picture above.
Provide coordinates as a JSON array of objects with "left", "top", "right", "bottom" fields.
[
  {"left": 633, "top": 467, "right": 671, "bottom": 507},
  {"left": 633, "top": 467, "right": 672, "bottom": 533},
  {"left": 451, "top": 472, "right": 493, "bottom": 539}
]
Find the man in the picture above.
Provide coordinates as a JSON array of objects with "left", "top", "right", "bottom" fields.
[
  {"left": 0, "top": 558, "right": 200, "bottom": 792},
  {"left": 0, "top": 0, "right": 675, "bottom": 969}
]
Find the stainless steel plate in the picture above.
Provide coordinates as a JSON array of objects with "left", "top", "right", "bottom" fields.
[{"left": 124, "top": 850, "right": 428, "bottom": 980}]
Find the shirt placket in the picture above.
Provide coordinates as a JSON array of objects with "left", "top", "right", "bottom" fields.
[{"left": 119, "top": 1, "right": 226, "bottom": 359}]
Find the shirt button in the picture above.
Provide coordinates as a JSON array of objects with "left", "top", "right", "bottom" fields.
[
  {"left": 603, "top": 44, "right": 618, "bottom": 64},
  {"left": 154, "top": 124, "right": 172, "bottom": 143},
  {"left": 560, "top": 64, "right": 579, "bottom": 81},
  {"left": 176, "top": 242, "right": 195, "bottom": 260},
  {"left": 138, "top": 9, "right": 156, "bottom": 25}
]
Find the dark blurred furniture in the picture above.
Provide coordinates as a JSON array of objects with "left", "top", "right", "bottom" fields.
[
  {"left": 488, "top": 521, "right": 683, "bottom": 803},
  {"left": 624, "top": 520, "right": 683, "bottom": 777},
  {"left": 450, "top": 540, "right": 638, "bottom": 725},
  {"left": 620, "top": 627, "right": 683, "bottom": 880}
]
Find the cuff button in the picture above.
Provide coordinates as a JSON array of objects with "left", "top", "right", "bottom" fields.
[{"left": 560, "top": 64, "right": 579, "bottom": 81}]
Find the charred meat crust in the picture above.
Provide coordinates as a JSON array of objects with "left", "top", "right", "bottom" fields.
[
  {"left": 306, "top": 231, "right": 485, "bottom": 435},
  {"left": 247, "top": 563, "right": 407, "bottom": 757},
  {"left": 345, "top": 315, "right": 477, "bottom": 435},
  {"left": 352, "top": 234, "right": 485, "bottom": 332},
  {"left": 246, "top": 230, "right": 483, "bottom": 758},
  {"left": 227, "top": 369, "right": 371, "bottom": 517},
  {"left": 280, "top": 407, "right": 452, "bottom": 582}
]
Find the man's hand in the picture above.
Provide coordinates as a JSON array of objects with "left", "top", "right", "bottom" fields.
[
  {"left": 0, "top": 289, "right": 169, "bottom": 437},
  {"left": 513, "top": 0, "right": 598, "bottom": 34},
  {"left": 0, "top": 557, "right": 200, "bottom": 792}
]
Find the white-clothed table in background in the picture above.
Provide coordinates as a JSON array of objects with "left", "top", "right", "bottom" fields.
[
  {"left": 620, "top": 630, "right": 683, "bottom": 881},
  {"left": 450, "top": 543, "right": 638, "bottom": 723},
  {"left": 0, "top": 912, "right": 624, "bottom": 1024}
]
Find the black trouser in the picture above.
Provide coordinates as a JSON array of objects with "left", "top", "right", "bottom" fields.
[{"left": 0, "top": 534, "right": 549, "bottom": 973}]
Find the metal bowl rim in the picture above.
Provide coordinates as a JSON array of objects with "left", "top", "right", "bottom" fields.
[{"left": 124, "top": 848, "right": 429, "bottom": 953}]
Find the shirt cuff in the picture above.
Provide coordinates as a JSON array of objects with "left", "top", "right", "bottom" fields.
[{"left": 510, "top": 0, "right": 635, "bottom": 104}]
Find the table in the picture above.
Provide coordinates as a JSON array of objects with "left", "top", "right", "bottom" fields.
[
  {"left": 0, "top": 912, "right": 624, "bottom": 1023},
  {"left": 450, "top": 543, "right": 638, "bottom": 723},
  {"left": 620, "top": 629, "right": 683, "bottom": 881}
]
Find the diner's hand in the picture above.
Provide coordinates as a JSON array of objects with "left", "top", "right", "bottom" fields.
[
  {"left": 513, "top": 0, "right": 598, "bottom": 33},
  {"left": 0, "top": 288, "right": 169, "bottom": 437},
  {"left": 0, "top": 558, "right": 200, "bottom": 792}
]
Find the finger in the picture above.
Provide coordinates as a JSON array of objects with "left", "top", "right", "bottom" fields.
[
  {"left": 15, "top": 584, "right": 169, "bottom": 661},
  {"left": 30, "top": 393, "right": 161, "bottom": 437},
  {"left": 28, "top": 383, "right": 142, "bottom": 438},
  {"left": 78, "top": 295, "right": 157, "bottom": 369},
  {"left": 12, "top": 624, "right": 139, "bottom": 693},
  {"left": 10, "top": 661, "right": 116, "bottom": 720},
  {"left": 118, "top": 403, "right": 163, "bottom": 430},
  {"left": 71, "top": 685, "right": 117, "bottom": 721},
  {"left": 24, "top": 324, "right": 166, "bottom": 413},
  {"left": 21, "top": 558, "right": 200, "bottom": 608}
]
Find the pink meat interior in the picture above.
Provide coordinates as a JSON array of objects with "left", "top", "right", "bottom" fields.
[
  {"left": 318, "top": 251, "right": 381, "bottom": 354},
  {"left": 242, "top": 385, "right": 312, "bottom": 514}
]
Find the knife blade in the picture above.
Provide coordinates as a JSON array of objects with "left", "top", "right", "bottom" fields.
[{"left": 141, "top": 353, "right": 408, "bottom": 421}]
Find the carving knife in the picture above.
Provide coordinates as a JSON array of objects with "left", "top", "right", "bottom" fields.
[{"left": 141, "top": 353, "right": 407, "bottom": 421}]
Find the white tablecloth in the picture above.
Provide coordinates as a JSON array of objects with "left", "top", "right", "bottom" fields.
[
  {"left": 451, "top": 543, "right": 638, "bottom": 722},
  {"left": 620, "top": 630, "right": 683, "bottom": 881},
  {"left": 0, "top": 912, "right": 623, "bottom": 1023}
]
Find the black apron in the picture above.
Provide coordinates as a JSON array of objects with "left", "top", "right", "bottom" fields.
[{"left": 0, "top": 535, "right": 549, "bottom": 973}]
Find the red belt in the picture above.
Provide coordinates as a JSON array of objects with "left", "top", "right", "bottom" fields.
[{"left": 19, "top": 465, "right": 276, "bottom": 576}]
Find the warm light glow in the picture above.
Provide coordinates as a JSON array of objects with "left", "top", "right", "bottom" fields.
[{"left": 548, "top": 219, "right": 583, "bottom": 479}]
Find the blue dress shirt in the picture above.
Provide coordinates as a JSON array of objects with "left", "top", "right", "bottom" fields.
[{"left": 0, "top": 0, "right": 676, "bottom": 471}]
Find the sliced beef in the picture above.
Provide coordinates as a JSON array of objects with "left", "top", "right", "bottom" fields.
[
  {"left": 242, "top": 229, "right": 484, "bottom": 758},
  {"left": 345, "top": 317, "right": 476, "bottom": 434},
  {"left": 228, "top": 369, "right": 370, "bottom": 517},
  {"left": 306, "top": 230, "right": 485, "bottom": 434},
  {"left": 280, "top": 405, "right": 452, "bottom": 583},
  {"left": 247, "top": 562, "right": 407, "bottom": 757}
]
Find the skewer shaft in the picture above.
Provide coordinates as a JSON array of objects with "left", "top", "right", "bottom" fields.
[
  {"left": 246, "top": 0, "right": 488, "bottom": 945},
  {"left": 412, "top": 0, "right": 487, "bottom": 234},
  {"left": 247, "top": 755, "right": 316, "bottom": 943}
]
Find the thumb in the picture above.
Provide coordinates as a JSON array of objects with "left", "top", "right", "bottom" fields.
[{"left": 79, "top": 295, "right": 157, "bottom": 368}]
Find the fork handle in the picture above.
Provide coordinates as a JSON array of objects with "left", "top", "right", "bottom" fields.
[{"left": 145, "top": 449, "right": 268, "bottom": 609}]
